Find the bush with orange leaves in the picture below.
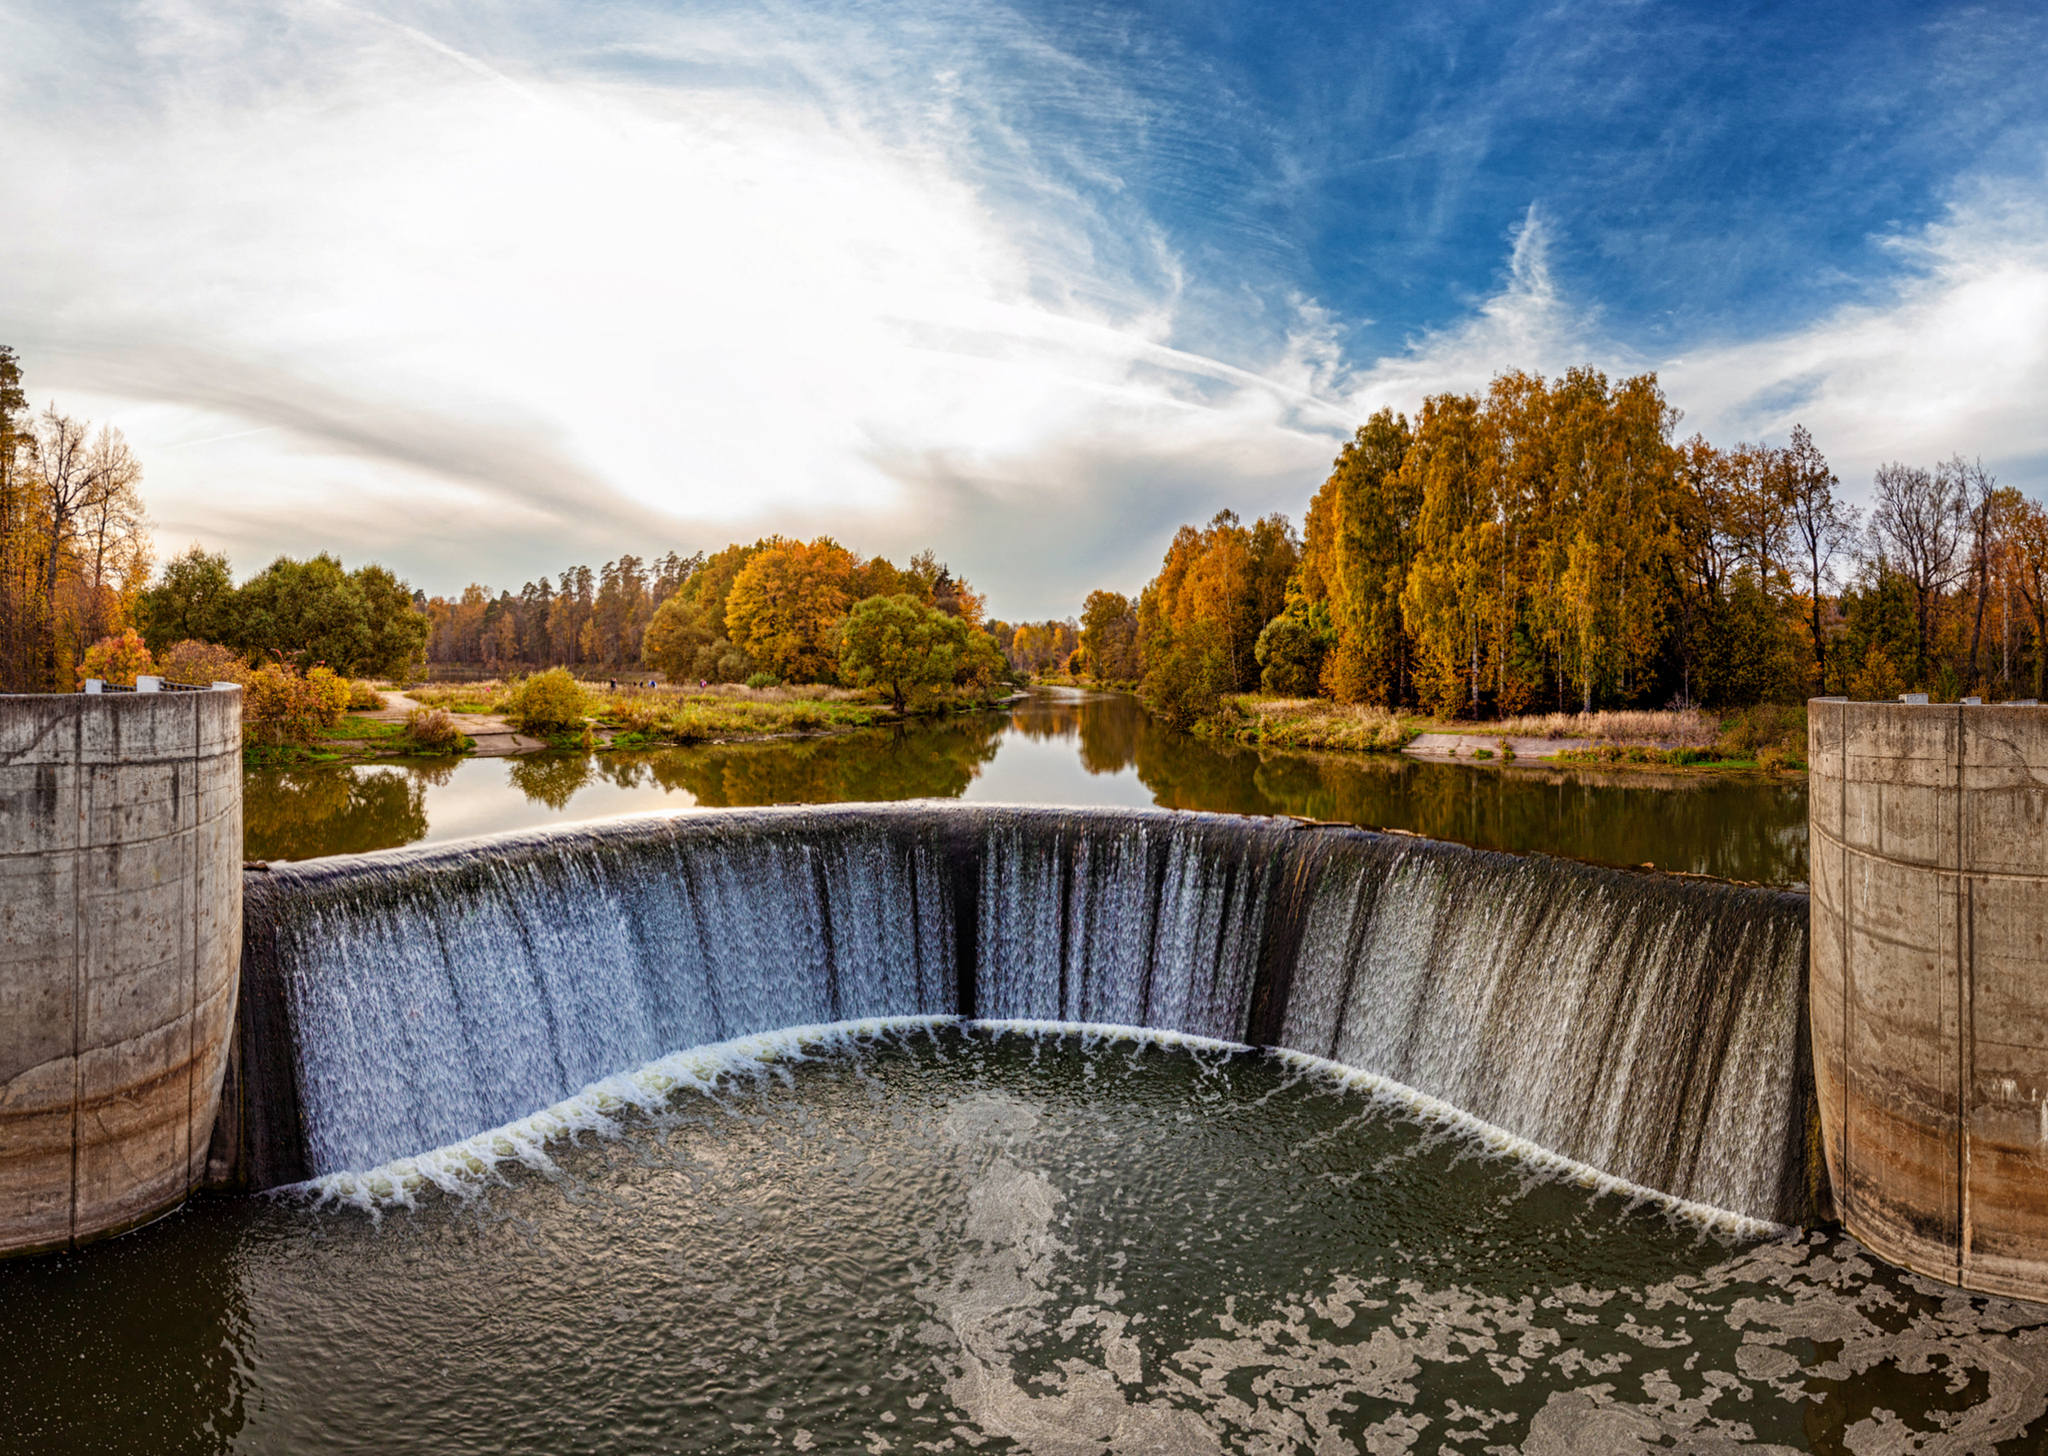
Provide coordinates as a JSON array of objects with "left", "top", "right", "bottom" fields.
[
  {"left": 76, "top": 629, "right": 154, "bottom": 689},
  {"left": 242, "top": 663, "right": 349, "bottom": 745}
]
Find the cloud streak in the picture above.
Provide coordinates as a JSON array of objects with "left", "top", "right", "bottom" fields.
[{"left": 1, "top": 2, "right": 2044, "bottom": 618}]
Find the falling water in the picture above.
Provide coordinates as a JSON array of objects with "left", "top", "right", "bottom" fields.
[{"left": 227, "top": 804, "right": 1814, "bottom": 1222}]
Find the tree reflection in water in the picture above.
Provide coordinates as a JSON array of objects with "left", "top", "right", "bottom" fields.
[
  {"left": 243, "top": 692, "right": 1807, "bottom": 885},
  {"left": 626, "top": 716, "right": 1005, "bottom": 806},
  {"left": 243, "top": 766, "right": 430, "bottom": 861},
  {"left": 1021, "top": 689, "right": 1808, "bottom": 886}
]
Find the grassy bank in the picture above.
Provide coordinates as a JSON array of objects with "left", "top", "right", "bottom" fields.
[
  {"left": 405, "top": 677, "right": 1003, "bottom": 748},
  {"left": 243, "top": 712, "right": 474, "bottom": 767},
  {"left": 1188, "top": 694, "right": 1808, "bottom": 772},
  {"left": 1551, "top": 704, "right": 1808, "bottom": 772},
  {"left": 1202, "top": 696, "right": 1425, "bottom": 751}
]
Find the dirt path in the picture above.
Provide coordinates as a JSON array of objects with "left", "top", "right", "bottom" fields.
[{"left": 363, "top": 690, "right": 548, "bottom": 757}]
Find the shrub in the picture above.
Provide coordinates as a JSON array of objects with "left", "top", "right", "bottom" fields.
[
  {"left": 347, "top": 679, "right": 386, "bottom": 710},
  {"left": 159, "top": 639, "right": 247, "bottom": 686},
  {"left": 745, "top": 671, "right": 780, "bottom": 689},
  {"left": 305, "top": 667, "right": 350, "bottom": 725},
  {"left": 242, "top": 664, "right": 336, "bottom": 745},
  {"left": 405, "top": 706, "right": 463, "bottom": 753},
  {"left": 77, "top": 629, "right": 153, "bottom": 688},
  {"left": 505, "top": 668, "right": 591, "bottom": 733}
]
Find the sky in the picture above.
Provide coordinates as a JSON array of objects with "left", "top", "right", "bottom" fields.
[{"left": 3, "top": 0, "right": 2046, "bottom": 618}]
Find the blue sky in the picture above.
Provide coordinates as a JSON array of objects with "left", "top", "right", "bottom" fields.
[{"left": 3, "top": 0, "right": 2045, "bottom": 616}]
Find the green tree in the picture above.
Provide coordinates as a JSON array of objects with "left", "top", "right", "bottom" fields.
[
  {"left": 1254, "top": 597, "right": 1335, "bottom": 695},
  {"left": 1141, "top": 614, "right": 1229, "bottom": 728},
  {"left": 837, "top": 594, "right": 957, "bottom": 710},
  {"left": 236, "top": 553, "right": 373, "bottom": 672},
  {"left": 352, "top": 562, "right": 429, "bottom": 679},
  {"left": 136, "top": 545, "right": 240, "bottom": 652}
]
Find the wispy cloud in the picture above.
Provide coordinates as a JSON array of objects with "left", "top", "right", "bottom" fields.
[
  {"left": 1333, "top": 180, "right": 2048, "bottom": 508},
  {"left": 0, "top": 0, "right": 1350, "bottom": 614},
  {"left": 2, "top": 2, "right": 2044, "bottom": 619}
]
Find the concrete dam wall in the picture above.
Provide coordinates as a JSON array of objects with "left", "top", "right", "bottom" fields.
[
  {"left": 1810, "top": 699, "right": 2048, "bottom": 1301},
  {"left": 214, "top": 806, "right": 1819, "bottom": 1226},
  {"left": 0, "top": 686, "right": 243, "bottom": 1258}
]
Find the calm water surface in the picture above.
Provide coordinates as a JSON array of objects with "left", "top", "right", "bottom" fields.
[
  {"left": 5, "top": 1026, "right": 2037, "bottom": 1455},
  {"left": 246, "top": 690, "right": 1809, "bottom": 885}
]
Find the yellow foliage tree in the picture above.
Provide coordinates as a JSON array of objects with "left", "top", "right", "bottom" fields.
[{"left": 724, "top": 537, "right": 859, "bottom": 683}]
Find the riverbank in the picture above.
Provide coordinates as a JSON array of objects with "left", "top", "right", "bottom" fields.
[
  {"left": 1193, "top": 695, "right": 1810, "bottom": 774},
  {"left": 249, "top": 679, "right": 1018, "bottom": 767}
]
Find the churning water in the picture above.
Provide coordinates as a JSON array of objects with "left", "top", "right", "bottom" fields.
[
  {"left": 236, "top": 806, "right": 1813, "bottom": 1222},
  {"left": 7, "top": 1024, "right": 2048, "bottom": 1454}
]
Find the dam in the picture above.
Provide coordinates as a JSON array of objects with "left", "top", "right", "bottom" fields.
[
  {"left": 215, "top": 805, "right": 1817, "bottom": 1222},
  {"left": 0, "top": 685, "right": 242, "bottom": 1258},
  {"left": 1810, "top": 699, "right": 2048, "bottom": 1302},
  {"left": 11, "top": 688, "right": 2048, "bottom": 1448}
]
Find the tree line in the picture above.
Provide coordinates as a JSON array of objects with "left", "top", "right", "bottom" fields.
[
  {"left": 0, "top": 347, "right": 152, "bottom": 692},
  {"left": 6, "top": 345, "right": 1033, "bottom": 702},
  {"left": 1081, "top": 366, "right": 2048, "bottom": 722},
  {"left": 424, "top": 540, "right": 1003, "bottom": 688}
]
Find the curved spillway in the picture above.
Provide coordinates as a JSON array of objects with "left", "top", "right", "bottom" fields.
[{"left": 210, "top": 804, "right": 1816, "bottom": 1224}]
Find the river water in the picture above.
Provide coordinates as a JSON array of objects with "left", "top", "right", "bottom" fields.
[
  {"left": 245, "top": 690, "right": 1809, "bottom": 886},
  {"left": 7, "top": 697, "right": 1994, "bottom": 1454},
  {"left": 8, "top": 1024, "right": 2044, "bottom": 1455}
]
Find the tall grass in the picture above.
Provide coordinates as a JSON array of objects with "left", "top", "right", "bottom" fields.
[
  {"left": 1486, "top": 709, "right": 1720, "bottom": 746},
  {"left": 1222, "top": 697, "right": 1417, "bottom": 751}
]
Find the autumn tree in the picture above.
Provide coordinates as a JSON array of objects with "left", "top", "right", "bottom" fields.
[
  {"left": 1293, "top": 408, "right": 1416, "bottom": 704},
  {"left": 724, "top": 536, "right": 860, "bottom": 682},
  {"left": 1528, "top": 370, "right": 1679, "bottom": 713},
  {"left": 1398, "top": 392, "right": 1498, "bottom": 716},
  {"left": 1784, "top": 425, "right": 1855, "bottom": 691},
  {"left": 1079, "top": 590, "right": 1141, "bottom": 683},
  {"left": 1953, "top": 457, "right": 2002, "bottom": 687},
  {"left": 1138, "top": 510, "right": 1297, "bottom": 707},
  {"left": 2009, "top": 498, "right": 2048, "bottom": 699},
  {"left": 641, "top": 540, "right": 769, "bottom": 680},
  {"left": 1869, "top": 461, "right": 1966, "bottom": 685}
]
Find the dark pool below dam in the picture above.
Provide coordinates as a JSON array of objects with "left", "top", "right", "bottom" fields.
[
  {"left": 245, "top": 689, "right": 1810, "bottom": 886},
  {"left": 8, "top": 1025, "right": 2048, "bottom": 1455}
]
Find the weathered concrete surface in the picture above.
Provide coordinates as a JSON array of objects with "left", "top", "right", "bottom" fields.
[
  {"left": 0, "top": 688, "right": 243, "bottom": 1257},
  {"left": 1811, "top": 699, "right": 2048, "bottom": 1300}
]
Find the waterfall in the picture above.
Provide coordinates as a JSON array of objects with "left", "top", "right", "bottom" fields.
[{"left": 227, "top": 805, "right": 1814, "bottom": 1223}]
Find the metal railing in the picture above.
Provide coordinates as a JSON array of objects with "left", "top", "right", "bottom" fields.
[{"left": 81, "top": 677, "right": 236, "bottom": 694}]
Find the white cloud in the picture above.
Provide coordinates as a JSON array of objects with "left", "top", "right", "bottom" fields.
[
  {"left": 1664, "top": 178, "right": 2048, "bottom": 498},
  {"left": 1335, "top": 185, "right": 2048, "bottom": 507},
  {"left": 1341, "top": 207, "right": 1614, "bottom": 415},
  {"left": 6, "top": 3, "right": 2042, "bottom": 621},
  {"left": 0, "top": 1, "right": 1344, "bottom": 616}
]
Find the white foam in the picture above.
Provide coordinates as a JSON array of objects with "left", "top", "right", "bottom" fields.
[{"left": 289, "top": 1016, "right": 1785, "bottom": 1239}]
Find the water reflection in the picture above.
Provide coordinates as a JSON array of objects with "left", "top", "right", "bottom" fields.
[
  {"left": 244, "top": 689, "right": 1808, "bottom": 885},
  {"left": 242, "top": 765, "right": 433, "bottom": 861}
]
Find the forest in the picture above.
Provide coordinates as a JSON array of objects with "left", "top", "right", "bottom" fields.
[
  {"left": 14, "top": 340, "right": 2045, "bottom": 730},
  {"left": 417, "top": 542, "right": 1076, "bottom": 686},
  {"left": 1, "top": 345, "right": 1023, "bottom": 702},
  {"left": 1086, "top": 367, "right": 2048, "bottom": 724}
]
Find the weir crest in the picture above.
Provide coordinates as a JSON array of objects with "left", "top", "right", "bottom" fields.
[{"left": 216, "top": 804, "right": 1816, "bottom": 1225}]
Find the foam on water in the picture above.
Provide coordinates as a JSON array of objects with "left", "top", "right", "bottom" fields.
[
  {"left": 239, "top": 805, "right": 1815, "bottom": 1223},
  {"left": 295, "top": 1016, "right": 1787, "bottom": 1239}
]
